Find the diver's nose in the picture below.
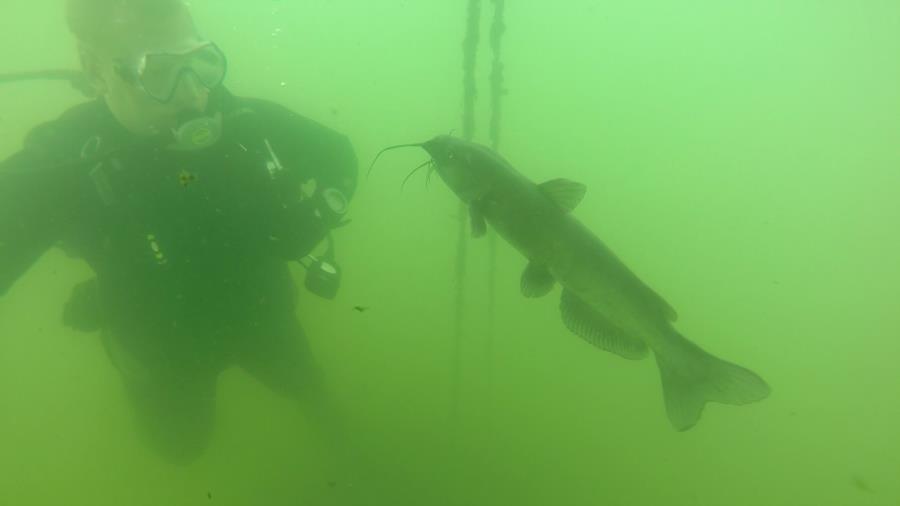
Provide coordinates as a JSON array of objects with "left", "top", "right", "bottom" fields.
[{"left": 172, "top": 72, "right": 209, "bottom": 111}]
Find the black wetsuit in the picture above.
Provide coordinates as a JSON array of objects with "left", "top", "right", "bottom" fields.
[{"left": 0, "top": 88, "right": 357, "bottom": 462}]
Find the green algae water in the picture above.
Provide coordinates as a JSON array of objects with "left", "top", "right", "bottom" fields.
[{"left": 1, "top": 1, "right": 899, "bottom": 505}]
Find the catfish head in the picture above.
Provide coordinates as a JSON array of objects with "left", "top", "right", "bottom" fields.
[{"left": 369, "top": 135, "right": 510, "bottom": 203}]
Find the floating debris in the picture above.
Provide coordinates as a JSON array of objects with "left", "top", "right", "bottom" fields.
[{"left": 851, "top": 474, "right": 872, "bottom": 493}]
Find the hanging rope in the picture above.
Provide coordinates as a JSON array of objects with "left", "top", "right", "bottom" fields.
[
  {"left": 462, "top": 0, "right": 481, "bottom": 142},
  {"left": 488, "top": 0, "right": 506, "bottom": 151},
  {"left": 453, "top": 0, "right": 482, "bottom": 420},
  {"left": 485, "top": 0, "right": 505, "bottom": 366},
  {"left": 454, "top": 0, "right": 506, "bottom": 433}
]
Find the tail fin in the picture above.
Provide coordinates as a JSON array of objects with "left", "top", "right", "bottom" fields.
[{"left": 654, "top": 333, "right": 771, "bottom": 431}]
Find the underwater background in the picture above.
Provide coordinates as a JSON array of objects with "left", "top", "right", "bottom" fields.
[{"left": 1, "top": 1, "right": 899, "bottom": 505}]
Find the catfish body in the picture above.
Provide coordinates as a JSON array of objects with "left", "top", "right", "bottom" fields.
[{"left": 415, "top": 135, "right": 771, "bottom": 430}]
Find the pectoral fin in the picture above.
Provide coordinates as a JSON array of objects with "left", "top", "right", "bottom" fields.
[
  {"left": 469, "top": 203, "right": 487, "bottom": 238},
  {"left": 521, "top": 262, "right": 555, "bottom": 298},
  {"left": 537, "top": 178, "right": 587, "bottom": 212},
  {"left": 559, "top": 289, "right": 648, "bottom": 360}
]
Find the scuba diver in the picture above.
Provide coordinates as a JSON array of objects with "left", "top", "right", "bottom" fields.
[{"left": 0, "top": 0, "right": 357, "bottom": 464}]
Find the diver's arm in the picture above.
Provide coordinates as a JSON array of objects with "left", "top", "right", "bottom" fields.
[
  {"left": 243, "top": 97, "right": 359, "bottom": 202},
  {"left": 311, "top": 132, "right": 358, "bottom": 202},
  {"left": 279, "top": 134, "right": 357, "bottom": 259},
  {"left": 261, "top": 106, "right": 359, "bottom": 260},
  {"left": 0, "top": 151, "right": 73, "bottom": 297}
]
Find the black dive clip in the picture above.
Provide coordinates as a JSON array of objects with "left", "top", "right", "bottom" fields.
[{"left": 299, "top": 233, "right": 341, "bottom": 300}]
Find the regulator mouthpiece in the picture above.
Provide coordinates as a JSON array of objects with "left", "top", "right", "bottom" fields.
[{"left": 169, "top": 112, "right": 223, "bottom": 151}]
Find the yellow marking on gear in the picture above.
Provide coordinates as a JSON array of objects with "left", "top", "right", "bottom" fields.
[{"left": 192, "top": 127, "right": 213, "bottom": 146}]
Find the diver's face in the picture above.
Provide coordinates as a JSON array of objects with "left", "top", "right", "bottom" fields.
[{"left": 92, "top": 11, "right": 211, "bottom": 136}]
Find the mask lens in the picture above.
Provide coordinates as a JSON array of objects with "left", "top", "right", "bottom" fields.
[
  {"left": 140, "top": 54, "right": 183, "bottom": 101},
  {"left": 190, "top": 45, "right": 227, "bottom": 87}
]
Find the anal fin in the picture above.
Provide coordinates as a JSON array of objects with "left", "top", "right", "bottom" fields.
[{"left": 560, "top": 289, "right": 648, "bottom": 360}]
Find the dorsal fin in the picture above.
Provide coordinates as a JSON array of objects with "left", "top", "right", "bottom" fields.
[{"left": 537, "top": 178, "right": 586, "bottom": 212}]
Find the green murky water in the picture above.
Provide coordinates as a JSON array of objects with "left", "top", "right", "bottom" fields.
[{"left": 1, "top": 1, "right": 898, "bottom": 505}]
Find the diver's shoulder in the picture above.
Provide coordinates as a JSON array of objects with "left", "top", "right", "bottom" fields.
[
  {"left": 23, "top": 100, "right": 110, "bottom": 155},
  {"left": 233, "top": 95, "right": 352, "bottom": 147}
]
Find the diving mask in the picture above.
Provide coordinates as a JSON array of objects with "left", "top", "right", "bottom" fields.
[{"left": 114, "top": 41, "right": 228, "bottom": 104}]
